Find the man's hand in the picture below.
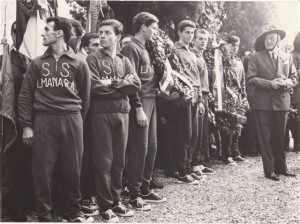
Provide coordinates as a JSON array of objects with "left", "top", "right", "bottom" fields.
[
  {"left": 168, "top": 92, "right": 179, "bottom": 100},
  {"left": 271, "top": 79, "right": 282, "bottom": 89},
  {"left": 23, "top": 127, "right": 34, "bottom": 147},
  {"left": 100, "top": 79, "right": 112, "bottom": 86},
  {"left": 136, "top": 107, "right": 148, "bottom": 127},
  {"left": 198, "top": 103, "right": 205, "bottom": 115}
]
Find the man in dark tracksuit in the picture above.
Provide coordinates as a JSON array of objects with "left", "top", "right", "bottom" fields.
[
  {"left": 122, "top": 12, "right": 167, "bottom": 210},
  {"left": 86, "top": 19, "right": 141, "bottom": 222},
  {"left": 77, "top": 33, "right": 101, "bottom": 216},
  {"left": 18, "top": 17, "right": 91, "bottom": 222},
  {"left": 171, "top": 20, "right": 205, "bottom": 184},
  {"left": 4, "top": 22, "right": 33, "bottom": 222},
  {"left": 193, "top": 29, "right": 215, "bottom": 175}
]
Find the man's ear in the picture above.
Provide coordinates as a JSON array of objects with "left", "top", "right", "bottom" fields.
[
  {"left": 84, "top": 47, "right": 89, "bottom": 54},
  {"left": 141, "top": 24, "right": 147, "bottom": 32},
  {"left": 57, "top": 30, "right": 64, "bottom": 39},
  {"left": 178, "top": 30, "right": 181, "bottom": 38},
  {"left": 116, "top": 34, "right": 121, "bottom": 42}
]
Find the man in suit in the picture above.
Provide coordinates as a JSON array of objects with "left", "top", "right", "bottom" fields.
[{"left": 247, "top": 27, "right": 297, "bottom": 181}]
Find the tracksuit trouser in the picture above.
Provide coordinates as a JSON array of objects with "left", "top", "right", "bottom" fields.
[
  {"left": 221, "top": 132, "right": 241, "bottom": 159},
  {"left": 90, "top": 113, "right": 128, "bottom": 211},
  {"left": 173, "top": 104, "right": 192, "bottom": 177},
  {"left": 6, "top": 136, "right": 33, "bottom": 221},
  {"left": 127, "top": 98, "right": 157, "bottom": 199},
  {"left": 186, "top": 104, "right": 199, "bottom": 174},
  {"left": 81, "top": 116, "right": 95, "bottom": 199},
  {"left": 32, "top": 113, "right": 83, "bottom": 221},
  {"left": 192, "top": 94, "right": 209, "bottom": 166}
]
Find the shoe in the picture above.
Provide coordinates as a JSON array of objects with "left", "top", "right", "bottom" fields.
[
  {"left": 265, "top": 172, "right": 280, "bottom": 181},
  {"left": 81, "top": 197, "right": 99, "bottom": 211},
  {"left": 112, "top": 202, "right": 134, "bottom": 217},
  {"left": 201, "top": 167, "right": 215, "bottom": 175},
  {"left": 100, "top": 209, "right": 119, "bottom": 223},
  {"left": 174, "top": 173, "right": 199, "bottom": 185},
  {"left": 62, "top": 213, "right": 94, "bottom": 223},
  {"left": 139, "top": 191, "right": 167, "bottom": 203},
  {"left": 233, "top": 156, "right": 245, "bottom": 162},
  {"left": 128, "top": 197, "right": 151, "bottom": 211},
  {"left": 150, "top": 178, "right": 164, "bottom": 189},
  {"left": 121, "top": 187, "right": 130, "bottom": 198},
  {"left": 190, "top": 170, "right": 202, "bottom": 180},
  {"left": 224, "top": 157, "right": 237, "bottom": 165},
  {"left": 275, "top": 171, "right": 296, "bottom": 177},
  {"left": 81, "top": 206, "right": 99, "bottom": 217}
]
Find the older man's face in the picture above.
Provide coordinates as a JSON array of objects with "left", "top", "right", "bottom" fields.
[{"left": 264, "top": 33, "right": 278, "bottom": 50}]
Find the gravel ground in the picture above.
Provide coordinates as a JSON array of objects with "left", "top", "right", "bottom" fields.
[{"left": 25, "top": 152, "right": 300, "bottom": 223}]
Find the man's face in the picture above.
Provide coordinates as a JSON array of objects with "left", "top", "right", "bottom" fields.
[
  {"left": 144, "top": 22, "right": 158, "bottom": 41},
  {"left": 99, "top": 25, "right": 119, "bottom": 49},
  {"left": 264, "top": 33, "right": 278, "bottom": 50},
  {"left": 120, "top": 37, "right": 131, "bottom": 49},
  {"left": 229, "top": 41, "right": 240, "bottom": 55},
  {"left": 179, "top": 26, "right": 195, "bottom": 45},
  {"left": 85, "top": 37, "right": 100, "bottom": 54},
  {"left": 41, "top": 21, "right": 59, "bottom": 46},
  {"left": 194, "top": 33, "right": 208, "bottom": 50},
  {"left": 68, "top": 26, "right": 81, "bottom": 49}
]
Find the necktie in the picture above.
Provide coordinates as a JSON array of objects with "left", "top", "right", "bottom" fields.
[{"left": 272, "top": 52, "right": 277, "bottom": 66}]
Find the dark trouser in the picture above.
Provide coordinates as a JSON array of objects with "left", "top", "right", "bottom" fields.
[
  {"left": 81, "top": 116, "right": 95, "bottom": 199},
  {"left": 6, "top": 136, "right": 33, "bottom": 221},
  {"left": 253, "top": 110, "right": 288, "bottom": 174},
  {"left": 296, "top": 104, "right": 300, "bottom": 147},
  {"left": 172, "top": 104, "right": 192, "bottom": 176},
  {"left": 158, "top": 100, "right": 178, "bottom": 176},
  {"left": 127, "top": 98, "right": 157, "bottom": 199},
  {"left": 221, "top": 132, "right": 240, "bottom": 159},
  {"left": 209, "top": 124, "right": 222, "bottom": 158},
  {"left": 192, "top": 94, "right": 209, "bottom": 166},
  {"left": 186, "top": 104, "right": 199, "bottom": 173},
  {"left": 90, "top": 113, "right": 128, "bottom": 211},
  {"left": 32, "top": 114, "right": 83, "bottom": 221}
]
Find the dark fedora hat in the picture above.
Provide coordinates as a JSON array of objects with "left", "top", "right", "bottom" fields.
[{"left": 254, "top": 25, "right": 286, "bottom": 51}]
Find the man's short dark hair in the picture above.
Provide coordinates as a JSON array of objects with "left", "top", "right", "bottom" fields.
[
  {"left": 70, "top": 19, "right": 83, "bottom": 37},
  {"left": 46, "top": 17, "right": 72, "bottom": 43},
  {"left": 194, "top": 29, "right": 209, "bottom": 39},
  {"left": 121, "top": 34, "right": 132, "bottom": 41},
  {"left": 133, "top": 12, "right": 159, "bottom": 34},
  {"left": 99, "top": 19, "right": 123, "bottom": 35},
  {"left": 80, "top": 32, "right": 99, "bottom": 49},
  {"left": 227, "top": 35, "right": 240, "bottom": 44},
  {"left": 178, "top": 20, "right": 196, "bottom": 33}
]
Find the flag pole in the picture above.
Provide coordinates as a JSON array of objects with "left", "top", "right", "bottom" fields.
[{"left": 0, "top": 4, "right": 7, "bottom": 221}]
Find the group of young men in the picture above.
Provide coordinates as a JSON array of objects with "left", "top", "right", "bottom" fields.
[{"left": 4, "top": 9, "right": 297, "bottom": 223}]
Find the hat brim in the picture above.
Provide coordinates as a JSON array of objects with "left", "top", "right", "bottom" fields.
[{"left": 254, "top": 29, "right": 286, "bottom": 51}]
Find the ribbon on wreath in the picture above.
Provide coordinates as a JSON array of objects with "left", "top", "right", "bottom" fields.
[{"left": 213, "top": 49, "right": 225, "bottom": 111}]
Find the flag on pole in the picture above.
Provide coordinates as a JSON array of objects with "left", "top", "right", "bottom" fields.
[
  {"left": 0, "top": 43, "right": 17, "bottom": 154},
  {"left": 17, "top": 0, "right": 55, "bottom": 60}
]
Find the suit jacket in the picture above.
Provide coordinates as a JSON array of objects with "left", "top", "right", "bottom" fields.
[
  {"left": 291, "top": 51, "right": 300, "bottom": 104},
  {"left": 247, "top": 49, "right": 297, "bottom": 111}
]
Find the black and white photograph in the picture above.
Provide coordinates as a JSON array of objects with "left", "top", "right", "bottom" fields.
[{"left": 0, "top": 0, "right": 299, "bottom": 223}]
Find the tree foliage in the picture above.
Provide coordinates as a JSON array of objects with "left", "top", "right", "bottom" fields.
[{"left": 220, "top": 2, "right": 275, "bottom": 55}]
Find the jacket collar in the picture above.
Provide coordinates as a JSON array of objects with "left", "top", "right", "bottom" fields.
[
  {"left": 193, "top": 47, "right": 203, "bottom": 57},
  {"left": 41, "top": 47, "right": 77, "bottom": 60},
  {"left": 174, "top": 41, "right": 190, "bottom": 51},
  {"left": 131, "top": 37, "right": 145, "bottom": 50},
  {"left": 96, "top": 48, "right": 123, "bottom": 59}
]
